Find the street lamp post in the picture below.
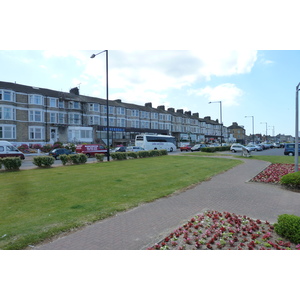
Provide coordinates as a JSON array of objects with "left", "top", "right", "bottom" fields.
[
  {"left": 209, "top": 101, "right": 223, "bottom": 144},
  {"left": 260, "top": 122, "right": 268, "bottom": 142},
  {"left": 90, "top": 50, "right": 110, "bottom": 161},
  {"left": 245, "top": 116, "right": 254, "bottom": 144},
  {"left": 295, "top": 83, "right": 300, "bottom": 172}
]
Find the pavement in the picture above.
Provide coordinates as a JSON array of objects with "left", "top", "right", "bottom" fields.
[{"left": 33, "top": 157, "right": 300, "bottom": 250}]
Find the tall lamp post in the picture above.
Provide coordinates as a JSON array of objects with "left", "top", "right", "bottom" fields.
[
  {"left": 295, "top": 83, "right": 300, "bottom": 172},
  {"left": 245, "top": 116, "right": 254, "bottom": 144},
  {"left": 209, "top": 101, "right": 223, "bottom": 144},
  {"left": 260, "top": 122, "right": 268, "bottom": 142},
  {"left": 90, "top": 50, "right": 110, "bottom": 161}
]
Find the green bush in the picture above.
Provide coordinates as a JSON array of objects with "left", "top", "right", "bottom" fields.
[
  {"left": 280, "top": 172, "right": 300, "bottom": 189},
  {"left": 60, "top": 154, "right": 69, "bottom": 165},
  {"left": 68, "top": 154, "right": 87, "bottom": 164},
  {"left": 0, "top": 158, "right": 2, "bottom": 169},
  {"left": 137, "top": 151, "right": 150, "bottom": 158},
  {"left": 274, "top": 214, "right": 300, "bottom": 244},
  {"left": 159, "top": 149, "right": 168, "bottom": 156},
  {"left": 149, "top": 150, "right": 161, "bottom": 157},
  {"left": 111, "top": 152, "right": 127, "bottom": 160},
  {"left": 95, "top": 154, "right": 105, "bottom": 162},
  {"left": 201, "top": 147, "right": 216, "bottom": 153},
  {"left": 1, "top": 157, "right": 22, "bottom": 171},
  {"left": 33, "top": 156, "right": 55, "bottom": 167},
  {"left": 127, "top": 152, "right": 138, "bottom": 159}
]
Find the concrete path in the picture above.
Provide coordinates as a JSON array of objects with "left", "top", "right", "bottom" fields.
[{"left": 34, "top": 158, "right": 300, "bottom": 250}]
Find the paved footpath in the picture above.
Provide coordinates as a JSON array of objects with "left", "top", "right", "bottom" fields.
[{"left": 34, "top": 158, "right": 300, "bottom": 250}]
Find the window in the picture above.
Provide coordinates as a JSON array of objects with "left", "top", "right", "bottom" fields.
[
  {"left": 89, "top": 115, "right": 100, "bottom": 125},
  {"left": 29, "top": 126, "right": 44, "bottom": 140},
  {"left": 109, "top": 106, "right": 114, "bottom": 114},
  {"left": 69, "top": 101, "right": 80, "bottom": 109},
  {"left": 0, "top": 106, "right": 15, "bottom": 120},
  {"left": 151, "top": 112, "right": 158, "bottom": 119},
  {"left": 59, "top": 100, "right": 64, "bottom": 108},
  {"left": 89, "top": 103, "right": 100, "bottom": 112},
  {"left": 117, "top": 118, "right": 126, "bottom": 127},
  {"left": 132, "top": 110, "right": 139, "bottom": 117},
  {"left": 29, "top": 110, "right": 43, "bottom": 122},
  {"left": 81, "top": 130, "right": 92, "bottom": 139},
  {"left": 50, "top": 112, "right": 57, "bottom": 123},
  {"left": 49, "top": 98, "right": 57, "bottom": 108},
  {"left": 0, "top": 90, "right": 15, "bottom": 102},
  {"left": 0, "top": 124, "right": 16, "bottom": 139},
  {"left": 58, "top": 113, "right": 66, "bottom": 124},
  {"left": 69, "top": 113, "right": 81, "bottom": 125},
  {"left": 117, "top": 107, "right": 125, "bottom": 115},
  {"left": 29, "top": 95, "right": 44, "bottom": 105}
]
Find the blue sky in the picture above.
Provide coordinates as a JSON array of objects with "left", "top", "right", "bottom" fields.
[{"left": 0, "top": 50, "right": 298, "bottom": 136}]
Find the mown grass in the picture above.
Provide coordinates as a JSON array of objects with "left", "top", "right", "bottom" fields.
[
  {"left": 247, "top": 155, "right": 296, "bottom": 164},
  {"left": 0, "top": 155, "right": 241, "bottom": 250}
]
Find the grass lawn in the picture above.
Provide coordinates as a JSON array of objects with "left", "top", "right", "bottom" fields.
[{"left": 0, "top": 155, "right": 241, "bottom": 250}]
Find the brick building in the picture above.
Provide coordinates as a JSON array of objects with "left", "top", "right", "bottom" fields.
[{"left": 0, "top": 81, "right": 228, "bottom": 147}]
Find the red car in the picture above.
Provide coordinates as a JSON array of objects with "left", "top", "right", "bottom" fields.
[
  {"left": 180, "top": 145, "right": 192, "bottom": 152},
  {"left": 76, "top": 144, "right": 107, "bottom": 157}
]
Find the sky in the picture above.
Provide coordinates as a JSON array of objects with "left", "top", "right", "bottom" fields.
[{"left": 0, "top": 50, "right": 299, "bottom": 137}]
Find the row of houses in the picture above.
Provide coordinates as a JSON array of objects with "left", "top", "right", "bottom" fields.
[{"left": 0, "top": 80, "right": 246, "bottom": 147}]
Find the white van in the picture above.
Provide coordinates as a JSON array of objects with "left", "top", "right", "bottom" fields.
[{"left": 0, "top": 141, "right": 25, "bottom": 159}]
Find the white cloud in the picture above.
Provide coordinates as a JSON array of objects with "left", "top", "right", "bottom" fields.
[{"left": 191, "top": 83, "right": 244, "bottom": 107}]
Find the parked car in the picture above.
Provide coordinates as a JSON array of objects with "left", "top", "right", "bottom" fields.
[
  {"left": 49, "top": 148, "right": 74, "bottom": 160},
  {"left": 180, "top": 145, "right": 192, "bottom": 152},
  {"left": 246, "top": 144, "right": 262, "bottom": 151},
  {"left": 76, "top": 144, "right": 107, "bottom": 157},
  {"left": 230, "top": 143, "right": 243, "bottom": 152},
  {"left": 191, "top": 144, "right": 206, "bottom": 152},
  {"left": 0, "top": 141, "right": 25, "bottom": 159},
  {"left": 113, "top": 146, "right": 127, "bottom": 152},
  {"left": 126, "top": 146, "right": 145, "bottom": 152},
  {"left": 284, "top": 143, "right": 300, "bottom": 156}
]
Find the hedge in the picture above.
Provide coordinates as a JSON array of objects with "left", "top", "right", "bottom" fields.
[
  {"left": 274, "top": 214, "right": 300, "bottom": 244},
  {"left": 60, "top": 154, "right": 87, "bottom": 165},
  {"left": 280, "top": 172, "right": 300, "bottom": 189},
  {"left": 33, "top": 156, "right": 55, "bottom": 167},
  {"left": 0, "top": 157, "right": 22, "bottom": 171}
]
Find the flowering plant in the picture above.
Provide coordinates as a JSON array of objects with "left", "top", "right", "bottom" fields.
[{"left": 148, "top": 210, "right": 299, "bottom": 250}]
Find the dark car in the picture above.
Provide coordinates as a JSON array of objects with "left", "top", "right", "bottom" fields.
[
  {"left": 114, "top": 146, "right": 127, "bottom": 152},
  {"left": 49, "top": 148, "right": 74, "bottom": 160}
]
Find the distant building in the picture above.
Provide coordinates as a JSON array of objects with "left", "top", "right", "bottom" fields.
[{"left": 227, "top": 122, "right": 246, "bottom": 144}]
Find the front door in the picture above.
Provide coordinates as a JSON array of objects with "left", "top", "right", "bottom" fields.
[{"left": 50, "top": 127, "right": 58, "bottom": 144}]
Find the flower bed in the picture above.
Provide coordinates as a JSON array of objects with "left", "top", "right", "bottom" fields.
[
  {"left": 251, "top": 163, "right": 295, "bottom": 184},
  {"left": 148, "top": 210, "right": 300, "bottom": 250}
]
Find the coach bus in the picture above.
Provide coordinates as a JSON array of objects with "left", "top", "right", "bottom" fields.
[{"left": 135, "top": 134, "right": 177, "bottom": 152}]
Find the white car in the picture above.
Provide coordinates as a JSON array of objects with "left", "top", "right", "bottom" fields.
[
  {"left": 230, "top": 144, "right": 243, "bottom": 152},
  {"left": 126, "top": 146, "right": 145, "bottom": 152}
]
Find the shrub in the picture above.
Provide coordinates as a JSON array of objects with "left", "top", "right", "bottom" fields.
[
  {"left": 280, "top": 172, "right": 300, "bottom": 189},
  {"left": 18, "top": 144, "right": 29, "bottom": 153},
  {"left": 0, "top": 158, "right": 2, "bottom": 169},
  {"left": 149, "top": 150, "right": 161, "bottom": 157},
  {"left": 59, "top": 154, "right": 70, "bottom": 165},
  {"left": 201, "top": 147, "right": 216, "bottom": 153},
  {"left": 65, "top": 143, "right": 76, "bottom": 152},
  {"left": 33, "top": 156, "right": 55, "bottom": 167},
  {"left": 138, "top": 151, "right": 150, "bottom": 158},
  {"left": 127, "top": 152, "right": 138, "bottom": 159},
  {"left": 95, "top": 154, "right": 105, "bottom": 162},
  {"left": 111, "top": 152, "right": 127, "bottom": 160},
  {"left": 159, "top": 149, "right": 168, "bottom": 156},
  {"left": 1, "top": 157, "right": 22, "bottom": 171},
  {"left": 274, "top": 214, "right": 300, "bottom": 244},
  {"left": 41, "top": 144, "right": 52, "bottom": 153},
  {"left": 53, "top": 142, "right": 64, "bottom": 149},
  {"left": 32, "top": 144, "right": 42, "bottom": 150},
  {"left": 68, "top": 154, "right": 87, "bottom": 164}
]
